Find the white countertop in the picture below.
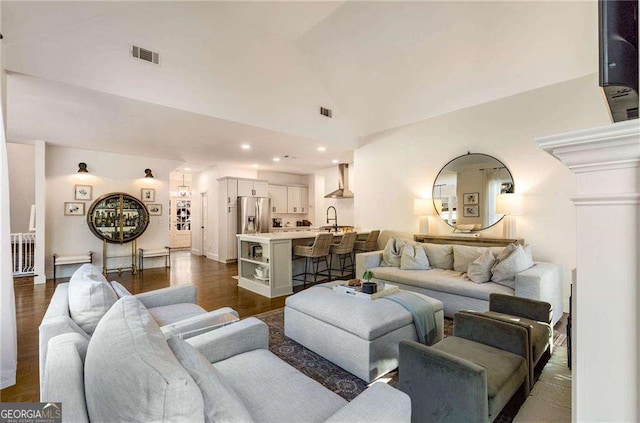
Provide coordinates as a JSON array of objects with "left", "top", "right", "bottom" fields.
[{"left": 238, "top": 230, "right": 367, "bottom": 242}]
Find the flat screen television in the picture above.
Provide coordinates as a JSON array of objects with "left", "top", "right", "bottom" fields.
[{"left": 599, "top": 0, "right": 638, "bottom": 122}]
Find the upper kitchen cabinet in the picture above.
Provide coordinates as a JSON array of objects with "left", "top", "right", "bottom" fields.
[
  {"left": 238, "top": 180, "right": 268, "bottom": 197},
  {"left": 269, "top": 185, "right": 288, "bottom": 214},
  {"left": 287, "top": 186, "right": 309, "bottom": 214},
  {"left": 300, "top": 187, "right": 309, "bottom": 214}
]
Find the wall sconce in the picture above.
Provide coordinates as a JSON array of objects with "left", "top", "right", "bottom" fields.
[
  {"left": 496, "top": 193, "right": 523, "bottom": 238},
  {"left": 414, "top": 198, "right": 435, "bottom": 235},
  {"left": 77, "top": 162, "right": 89, "bottom": 173},
  {"left": 144, "top": 169, "right": 154, "bottom": 178}
]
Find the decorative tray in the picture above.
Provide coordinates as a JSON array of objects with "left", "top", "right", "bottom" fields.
[{"left": 333, "top": 283, "right": 399, "bottom": 301}]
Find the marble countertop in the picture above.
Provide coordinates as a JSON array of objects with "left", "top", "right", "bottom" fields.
[{"left": 237, "top": 230, "right": 367, "bottom": 242}]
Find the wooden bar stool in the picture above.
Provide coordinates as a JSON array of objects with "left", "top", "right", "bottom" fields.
[
  {"left": 329, "top": 232, "right": 357, "bottom": 280},
  {"left": 354, "top": 230, "right": 380, "bottom": 253},
  {"left": 292, "top": 233, "right": 333, "bottom": 286}
]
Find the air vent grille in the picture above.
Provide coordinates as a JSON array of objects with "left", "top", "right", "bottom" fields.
[
  {"left": 132, "top": 45, "right": 159, "bottom": 65},
  {"left": 320, "top": 107, "right": 332, "bottom": 118}
]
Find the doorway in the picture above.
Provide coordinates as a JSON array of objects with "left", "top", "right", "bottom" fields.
[{"left": 168, "top": 171, "right": 193, "bottom": 250}]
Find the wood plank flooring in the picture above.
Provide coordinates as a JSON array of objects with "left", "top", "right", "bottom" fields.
[{"left": 0, "top": 252, "right": 286, "bottom": 402}]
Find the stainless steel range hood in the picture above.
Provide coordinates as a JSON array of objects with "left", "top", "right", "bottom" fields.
[{"left": 324, "top": 163, "right": 354, "bottom": 199}]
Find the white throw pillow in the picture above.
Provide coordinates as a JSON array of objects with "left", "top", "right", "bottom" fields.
[
  {"left": 168, "top": 336, "right": 255, "bottom": 423},
  {"left": 467, "top": 250, "right": 496, "bottom": 283},
  {"left": 110, "top": 281, "right": 132, "bottom": 298},
  {"left": 68, "top": 268, "right": 118, "bottom": 335},
  {"left": 400, "top": 243, "right": 430, "bottom": 270},
  {"left": 491, "top": 245, "right": 534, "bottom": 288},
  {"left": 381, "top": 237, "right": 406, "bottom": 267},
  {"left": 453, "top": 245, "right": 489, "bottom": 273},
  {"left": 422, "top": 243, "right": 454, "bottom": 270}
]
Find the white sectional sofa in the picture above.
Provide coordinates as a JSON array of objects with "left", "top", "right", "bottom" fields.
[{"left": 356, "top": 231, "right": 563, "bottom": 325}]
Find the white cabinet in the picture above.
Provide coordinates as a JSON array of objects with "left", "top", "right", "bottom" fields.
[
  {"left": 238, "top": 180, "right": 268, "bottom": 197},
  {"left": 269, "top": 185, "right": 288, "bottom": 214},
  {"left": 226, "top": 204, "right": 237, "bottom": 260},
  {"left": 287, "top": 186, "right": 310, "bottom": 214},
  {"left": 226, "top": 179, "right": 237, "bottom": 206}
]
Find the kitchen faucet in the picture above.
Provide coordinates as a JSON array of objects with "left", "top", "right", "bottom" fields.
[{"left": 326, "top": 206, "right": 338, "bottom": 232}]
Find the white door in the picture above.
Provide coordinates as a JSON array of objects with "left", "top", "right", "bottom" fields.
[
  {"left": 254, "top": 181, "right": 268, "bottom": 197},
  {"left": 227, "top": 205, "right": 237, "bottom": 260},
  {"left": 237, "top": 180, "right": 254, "bottom": 197},
  {"left": 200, "top": 192, "right": 208, "bottom": 254},
  {"left": 170, "top": 198, "right": 192, "bottom": 249},
  {"left": 287, "top": 187, "right": 301, "bottom": 213},
  {"left": 269, "top": 185, "right": 288, "bottom": 213},
  {"left": 300, "top": 187, "right": 309, "bottom": 214}
]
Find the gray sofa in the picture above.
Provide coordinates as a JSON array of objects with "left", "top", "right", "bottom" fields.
[
  {"left": 42, "top": 296, "right": 411, "bottom": 422},
  {"left": 39, "top": 264, "right": 236, "bottom": 396},
  {"left": 355, "top": 231, "right": 563, "bottom": 325}
]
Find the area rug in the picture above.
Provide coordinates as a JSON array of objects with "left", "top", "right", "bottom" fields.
[{"left": 254, "top": 307, "right": 568, "bottom": 420}]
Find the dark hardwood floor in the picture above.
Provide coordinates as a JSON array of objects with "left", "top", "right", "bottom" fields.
[{"left": 0, "top": 252, "right": 286, "bottom": 402}]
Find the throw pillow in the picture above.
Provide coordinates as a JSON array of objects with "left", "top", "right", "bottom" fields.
[
  {"left": 381, "top": 237, "right": 406, "bottom": 267},
  {"left": 422, "top": 243, "right": 454, "bottom": 270},
  {"left": 453, "top": 245, "right": 489, "bottom": 273},
  {"left": 168, "top": 336, "right": 255, "bottom": 423},
  {"left": 400, "top": 243, "right": 430, "bottom": 270},
  {"left": 490, "top": 245, "right": 534, "bottom": 288},
  {"left": 110, "top": 281, "right": 132, "bottom": 298},
  {"left": 494, "top": 243, "right": 517, "bottom": 263},
  {"left": 467, "top": 250, "right": 496, "bottom": 283},
  {"left": 68, "top": 268, "right": 119, "bottom": 335}
]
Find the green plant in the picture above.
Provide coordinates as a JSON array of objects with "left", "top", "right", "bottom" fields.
[{"left": 362, "top": 270, "right": 374, "bottom": 283}]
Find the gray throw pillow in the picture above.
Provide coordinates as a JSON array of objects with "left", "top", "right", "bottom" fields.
[
  {"left": 491, "top": 245, "right": 534, "bottom": 288},
  {"left": 84, "top": 297, "right": 204, "bottom": 422},
  {"left": 467, "top": 250, "right": 496, "bottom": 283},
  {"left": 381, "top": 237, "right": 406, "bottom": 267},
  {"left": 168, "top": 336, "right": 255, "bottom": 423},
  {"left": 400, "top": 242, "right": 430, "bottom": 270},
  {"left": 453, "top": 245, "right": 489, "bottom": 273},
  {"left": 68, "top": 266, "right": 118, "bottom": 334},
  {"left": 110, "top": 281, "right": 132, "bottom": 298},
  {"left": 422, "top": 243, "right": 454, "bottom": 270}
]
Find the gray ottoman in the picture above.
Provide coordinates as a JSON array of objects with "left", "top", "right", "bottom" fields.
[{"left": 284, "top": 282, "right": 444, "bottom": 382}]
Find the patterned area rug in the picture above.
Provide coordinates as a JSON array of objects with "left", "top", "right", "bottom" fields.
[{"left": 254, "top": 307, "right": 568, "bottom": 417}]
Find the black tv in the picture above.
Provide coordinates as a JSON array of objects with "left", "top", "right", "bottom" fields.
[{"left": 599, "top": 0, "right": 638, "bottom": 122}]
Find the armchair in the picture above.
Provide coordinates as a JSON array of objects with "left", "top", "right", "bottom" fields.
[{"left": 399, "top": 312, "right": 529, "bottom": 423}]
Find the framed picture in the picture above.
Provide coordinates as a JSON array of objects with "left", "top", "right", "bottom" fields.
[
  {"left": 463, "top": 205, "right": 479, "bottom": 218},
  {"left": 148, "top": 204, "right": 162, "bottom": 216},
  {"left": 64, "top": 202, "right": 85, "bottom": 216},
  {"left": 463, "top": 192, "right": 479, "bottom": 205},
  {"left": 74, "top": 184, "right": 92, "bottom": 201},
  {"left": 141, "top": 188, "right": 155, "bottom": 202}
]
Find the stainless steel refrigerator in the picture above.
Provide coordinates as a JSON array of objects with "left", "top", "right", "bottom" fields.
[{"left": 237, "top": 197, "right": 271, "bottom": 234}]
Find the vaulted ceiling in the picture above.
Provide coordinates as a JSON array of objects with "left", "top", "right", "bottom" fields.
[{"left": 3, "top": 1, "right": 598, "bottom": 172}]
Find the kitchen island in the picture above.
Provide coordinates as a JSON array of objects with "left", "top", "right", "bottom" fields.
[{"left": 236, "top": 231, "right": 367, "bottom": 298}]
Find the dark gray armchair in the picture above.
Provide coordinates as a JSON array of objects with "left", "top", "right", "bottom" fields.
[{"left": 399, "top": 312, "right": 530, "bottom": 423}]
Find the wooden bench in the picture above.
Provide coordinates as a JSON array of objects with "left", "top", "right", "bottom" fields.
[
  {"left": 53, "top": 252, "right": 93, "bottom": 282},
  {"left": 138, "top": 247, "right": 171, "bottom": 272}
]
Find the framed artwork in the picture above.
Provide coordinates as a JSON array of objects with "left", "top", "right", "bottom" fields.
[
  {"left": 65, "top": 202, "right": 85, "bottom": 216},
  {"left": 74, "top": 184, "right": 93, "bottom": 201},
  {"left": 463, "top": 205, "right": 479, "bottom": 218},
  {"left": 141, "top": 188, "right": 155, "bottom": 202},
  {"left": 148, "top": 204, "right": 162, "bottom": 216},
  {"left": 463, "top": 192, "right": 479, "bottom": 205}
]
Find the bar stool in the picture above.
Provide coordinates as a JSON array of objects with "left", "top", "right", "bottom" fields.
[
  {"left": 353, "top": 230, "right": 380, "bottom": 254},
  {"left": 329, "top": 232, "right": 357, "bottom": 280},
  {"left": 292, "top": 233, "right": 334, "bottom": 286}
]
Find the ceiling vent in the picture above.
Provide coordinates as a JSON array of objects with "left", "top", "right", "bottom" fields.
[
  {"left": 131, "top": 45, "right": 159, "bottom": 65},
  {"left": 320, "top": 107, "right": 332, "bottom": 118}
]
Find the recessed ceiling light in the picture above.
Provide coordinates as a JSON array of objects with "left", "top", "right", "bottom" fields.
[
  {"left": 252, "top": 163, "right": 259, "bottom": 168},
  {"left": 241, "top": 144, "right": 251, "bottom": 150},
  {"left": 318, "top": 146, "right": 326, "bottom": 152},
  {"left": 273, "top": 157, "right": 281, "bottom": 162},
  {"left": 184, "top": 167, "right": 191, "bottom": 171},
  {"left": 332, "top": 159, "right": 339, "bottom": 164}
]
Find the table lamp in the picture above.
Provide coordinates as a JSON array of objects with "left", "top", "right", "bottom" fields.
[
  {"left": 414, "top": 198, "right": 434, "bottom": 235},
  {"left": 496, "top": 193, "right": 523, "bottom": 238}
]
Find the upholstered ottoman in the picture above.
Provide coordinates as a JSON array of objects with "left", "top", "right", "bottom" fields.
[{"left": 284, "top": 282, "right": 444, "bottom": 382}]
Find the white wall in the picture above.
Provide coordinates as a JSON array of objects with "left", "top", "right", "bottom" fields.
[
  {"left": 45, "top": 145, "right": 182, "bottom": 278},
  {"left": 354, "top": 74, "right": 610, "bottom": 311},
  {"left": 7, "top": 142, "right": 34, "bottom": 233}
]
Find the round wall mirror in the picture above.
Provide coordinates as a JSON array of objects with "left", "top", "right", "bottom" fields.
[{"left": 432, "top": 153, "right": 514, "bottom": 231}]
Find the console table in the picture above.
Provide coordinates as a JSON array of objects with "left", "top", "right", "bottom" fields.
[{"left": 413, "top": 234, "right": 524, "bottom": 247}]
